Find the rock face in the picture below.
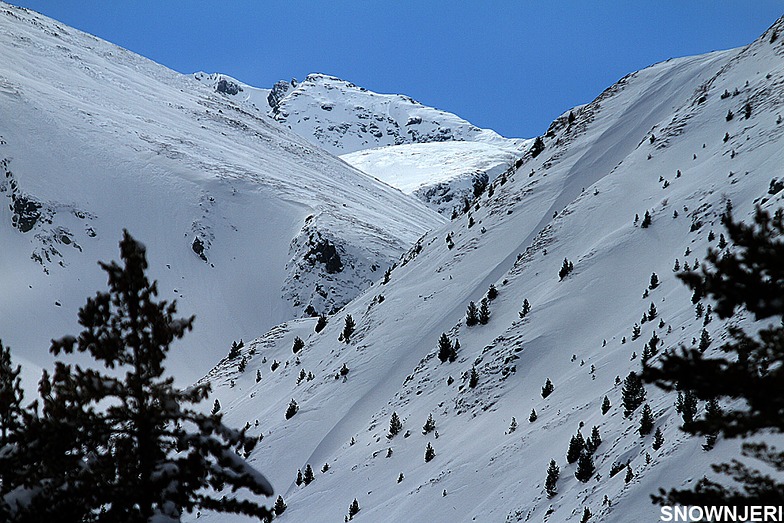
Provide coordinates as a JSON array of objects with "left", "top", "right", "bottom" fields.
[{"left": 267, "top": 79, "right": 295, "bottom": 113}]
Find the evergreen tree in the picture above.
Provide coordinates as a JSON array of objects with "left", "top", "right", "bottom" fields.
[
  {"left": 697, "top": 328, "right": 712, "bottom": 352},
  {"left": 465, "top": 301, "right": 479, "bottom": 326},
  {"left": 449, "top": 339, "right": 459, "bottom": 363},
  {"left": 643, "top": 207, "right": 784, "bottom": 506},
  {"left": 478, "top": 298, "right": 491, "bottom": 325},
  {"left": 437, "top": 333, "right": 453, "bottom": 363},
  {"left": 676, "top": 389, "right": 698, "bottom": 427},
  {"left": 567, "top": 432, "right": 586, "bottom": 464},
  {"left": 256, "top": 369, "right": 262, "bottom": 383},
  {"left": 273, "top": 496, "right": 287, "bottom": 516},
  {"left": 631, "top": 323, "right": 641, "bottom": 340},
  {"left": 292, "top": 336, "right": 305, "bottom": 354},
  {"left": 541, "top": 378, "right": 554, "bottom": 398},
  {"left": 587, "top": 426, "right": 602, "bottom": 452},
  {"left": 212, "top": 398, "right": 222, "bottom": 415},
  {"left": 580, "top": 507, "right": 592, "bottom": 523},
  {"left": 424, "top": 442, "right": 436, "bottom": 463},
  {"left": 575, "top": 452, "right": 595, "bottom": 482},
  {"left": 487, "top": 284, "right": 498, "bottom": 300},
  {"left": 530, "top": 136, "right": 545, "bottom": 158},
  {"left": 545, "top": 459, "right": 560, "bottom": 497},
  {"left": 622, "top": 371, "right": 646, "bottom": 417},
  {"left": 295, "top": 469, "right": 303, "bottom": 486},
  {"left": 624, "top": 465, "right": 634, "bottom": 484},
  {"left": 388, "top": 412, "right": 402, "bottom": 439},
  {"left": 303, "top": 464, "right": 315, "bottom": 485},
  {"left": 601, "top": 395, "right": 611, "bottom": 415},
  {"left": 315, "top": 314, "right": 328, "bottom": 333},
  {"left": 322, "top": 463, "right": 330, "bottom": 472},
  {"left": 285, "top": 399, "right": 299, "bottom": 419},
  {"left": 2, "top": 232, "right": 273, "bottom": 521},
  {"left": 649, "top": 272, "right": 659, "bottom": 289},
  {"left": 422, "top": 414, "right": 435, "bottom": 435},
  {"left": 508, "top": 417, "right": 518, "bottom": 434},
  {"left": 529, "top": 408, "right": 538, "bottom": 423},
  {"left": 348, "top": 498, "right": 360, "bottom": 519},
  {"left": 341, "top": 315, "right": 355, "bottom": 343},
  {"left": 558, "top": 258, "right": 574, "bottom": 280},
  {"left": 519, "top": 299, "right": 531, "bottom": 318},
  {"left": 641, "top": 210, "right": 652, "bottom": 228},
  {"left": 469, "top": 366, "right": 479, "bottom": 388},
  {"left": 639, "top": 404, "right": 654, "bottom": 436},
  {"left": 652, "top": 427, "right": 665, "bottom": 450}
]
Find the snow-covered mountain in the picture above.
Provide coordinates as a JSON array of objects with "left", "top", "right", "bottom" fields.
[
  {"left": 0, "top": 3, "right": 443, "bottom": 383},
  {"left": 201, "top": 15, "right": 784, "bottom": 523},
  {"left": 195, "top": 71, "right": 529, "bottom": 215}
]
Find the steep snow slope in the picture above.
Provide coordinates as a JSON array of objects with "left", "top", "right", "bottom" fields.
[
  {"left": 0, "top": 3, "right": 443, "bottom": 383},
  {"left": 201, "top": 16, "right": 784, "bottom": 523},
  {"left": 341, "top": 141, "right": 524, "bottom": 216},
  {"left": 271, "top": 73, "right": 526, "bottom": 155}
]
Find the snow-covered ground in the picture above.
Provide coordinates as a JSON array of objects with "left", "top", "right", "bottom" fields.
[
  {"left": 0, "top": 3, "right": 442, "bottom": 384},
  {"left": 198, "top": 15, "right": 784, "bottom": 523}
]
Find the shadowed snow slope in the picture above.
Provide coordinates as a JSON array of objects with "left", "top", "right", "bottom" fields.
[
  {"left": 0, "top": 3, "right": 443, "bottom": 383},
  {"left": 201, "top": 15, "right": 784, "bottom": 523}
]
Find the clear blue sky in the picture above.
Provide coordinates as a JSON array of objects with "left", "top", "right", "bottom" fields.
[{"left": 11, "top": 1, "right": 784, "bottom": 138}]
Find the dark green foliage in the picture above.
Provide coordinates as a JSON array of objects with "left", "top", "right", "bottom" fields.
[
  {"left": 639, "top": 404, "right": 654, "bottom": 436},
  {"left": 315, "top": 314, "right": 328, "bottom": 333},
  {"left": 601, "top": 395, "right": 611, "bottom": 415},
  {"left": 212, "top": 399, "right": 221, "bottom": 415},
  {"left": 273, "top": 496, "right": 287, "bottom": 516},
  {"left": 292, "top": 336, "right": 305, "bottom": 354},
  {"left": 567, "top": 432, "right": 586, "bottom": 464},
  {"left": 558, "top": 258, "right": 574, "bottom": 280},
  {"left": 469, "top": 366, "right": 478, "bottom": 388},
  {"left": 478, "top": 298, "right": 491, "bottom": 325},
  {"left": 698, "top": 328, "right": 712, "bottom": 352},
  {"left": 340, "top": 363, "right": 350, "bottom": 376},
  {"left": 575, "top": 452, "right": 595, "bottom": 482},
  {"left": 303, "top": 464, "right": 314, "bottom": 485},
  {"left": 341, "top": 315, "right": 355, "bottom": 343},
  {"left": 256, "top": 370, "right": 262, "bottom": 383},
  {"left": 1, "top": 232, "right": 272, "bottom": 522},
  {"left": 587, "top": 426, "right": 602, "bottom": 452},
  {"left": 676, "top": 390, "right": 698, "bottom": 427},
  {"left": 648, "top": 302, "right": 657, "bottom": 320},
  {"left": 743, "top": 102, "right": 752, "bottom": 119},
  {"left": 286, "top": 399, "right": 299, "bottom": 419},
  {"left": 519, "top": 299, "right": 531, "bottom": 318},
  {"left": 382, "top": 267, "right": 391, "bottom": 284},
  {"left": 632, "top": 323, "right": 641, "bottom": 340},
  {"left": 580, "top": 507, "right": 592, "bottom": 523},
  {"left": 529, "top": 408, "right": 537, "bottom": 423},
  {"left": 545, "top": 459, "right": 560, "bottom": 497},
  {"left": 487, "top": 284, "right": 498, "bottom": 300},
  {"left": 424, "top": 442, "right": 435, "bottom": 463},
  {"left": 465, "top": 301, "right": 479, "bottom": 326},
  {"left": 649, "top": 272, "right": 659, "bottom": 289},
  {"left": 422, "top": 414, "right": 435, "bottom": 435},
  {"left": 388, "top": 412, "right": 402, "bottom": 439},
  {"left": 238, "top": 356, "right": 247, "bottom": 373},
  {"left": 397, "top": 473, "right": 404, "bottom": 483},
  {"left": 229, "top": 339, "right": 244, "bottom": 359},
  {"left": 437, "top": 333, "right": 453, "bottom": 363},
  {"left": 726, "top": 109, "right": 734, "bottom": 121},
  {"left": 643, "top": 207, "right": 784, "bottom": 506},
  {"left": 541, "top": 378, "right": 554, "bottom": 398},
  {"left": 653, "top": 427, "right": 665, "bottom": 450},
  {"left": 322, "top": 463, "right": 330, "bottom": 473},
  {"left": 530, "top": 136, "right": 545, "bottom": 157},
  {"left": 625, "top": 465, "right": 634, "bottom": 483},
  {"left": 622, "top": 372, "right": 646, "bottom": 417},
  {"left": 348, "top": 498, "right": 360, "bottom": 519},
  {"left": 641, "top": 210, "right": 652, "bottom": 228}
]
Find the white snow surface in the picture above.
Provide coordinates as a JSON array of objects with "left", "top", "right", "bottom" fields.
[
  {"left": 199, "top": 15, "right": 784, "bottom": 523},
  {"left": 0, "top": 3, "right": 443, "bottom": 384}
]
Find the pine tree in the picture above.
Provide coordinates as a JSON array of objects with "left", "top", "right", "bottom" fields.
[
  {"left": 449, "top": 339, "right": 459, "bottom": 363},
  {"left": 341, "top": 315, "right": 355, "bottom": 343},
  {"left": 652, "top": 427, "right": 665, "bottom": 450},
  {"left": 292, "top": 336, "right": 305, "bottom": 354},
  {"left": 469, "top": 366, "right": 479, "bottom": 388},
  {"left": 697, "top": 328, "right": 712, "bottom": 352},
  {"left": 465, "top": 301, "right": 479, "bottom": 326},
  {"left": 274, "top": 496, "right": 287, "bottom": 516},
  {"left": 286, "top": 399, "right": 299, "bottom": 419},
  {"left": 423, "top": 414, "right": 436, "bottom": 435},
  {"left": 388, "top": 412, "right": 402, "bottom": 439},
  {"left": 487, "top": 284, "right": 498, "bottom": 300},
  {"left": 437, "top": 333, "right": 453, "bottom": 363},
  {"left": 212, "top": 398, "right": 222, "bottom": 415},
  {"left": 639, "top": 404, "right": 654, "bottom": 436},
  {"left": 424, "top": 442, "right": 436, "bottom": 463},
  {"left": 631, "top": 323, "right": 641, "bottom": 340},
  {"left": 676, "top": 389, "right": 698, "bottom": 427},
  {"left": 545, "top": 459, "right": 560, "bottom": 497},
  {"left": 529, "top": 408, "right": 538, "bottom": 423},
  {"left": 649, "top": 272, "right": 659, "bottom": 289},
  {"left": 5, "top": 232, "right": 273, "bottom": 521},
  {"left": 315, "top": 314, "right": 328, "bottom": 333},
  {"left": 508, "top": 417, "right": 518, "bottom": 434},
  {"left": 580, "top": 507, "right": 592, "bottom": 523},
  {"left": 601, "top": 395, "right": 611, "bottom": 415},
  {"left": 587, "top": 426, "right": 602, "bottom": 452},
  {"left": 541, "top": 378, "right": 554, "bottom": 398},
  {"left": 622, "top": 371, "right": 646, "bottom": 417},
  {"left": 256, "top": 369, "right": 262, "bottom": 383},
  {"left": 624, "top": 465, "right": 634, "bottom": 483},
  {"left": 567, "top": 432, "right": 586, "bottom": 464},
  {"left": 295, "top": 469, "right": 303, "bottom": 486},
  {"left": 641, "top": 210, "right": 652, "bottom": 228},
  {"left": 519, "top": 299, "right": 531, "bottom": 318},
  {"left": 478, "top": 298, "right": 491, "bottom": 325},
  {"left": 643, "top": 206, "right": 784, "bottom": 506},
  {"left": 559, "top": 258, "right": 574, "bottom": 280},
  {"left": 303, "top": 464, "right": 315, "bottom": 485},
  {"left": 575, "top": 452, "right": 595, "bottom": 482},
  {"left": 648, "top": 302, "right": 658, "bottom": 320},
  {"left": 530, "top": 136, "right": 545, "bottom": 158},
  {"left": 0, "top": 341, "right": 30, "bottom": 514}
]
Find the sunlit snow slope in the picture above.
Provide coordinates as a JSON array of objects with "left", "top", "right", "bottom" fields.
[
  {"left": 203, "top": 16, "right": 784, "bottom": 523},
  {"left": 0, "top": 3, "right": 443, "bottom": 383}
]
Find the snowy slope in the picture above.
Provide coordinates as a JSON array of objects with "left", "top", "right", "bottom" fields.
[
  {"left": 341, "top": 141, "right": 523, "bottom": 215},
  {"left": 0, "top": 3, "right": 443, "bottom": 383},
  {"left": 271, "top": 73, "right": 526, "bottom": 155},
  {"left": 202, "top": 16, "right": 784, "bottom": 523}
]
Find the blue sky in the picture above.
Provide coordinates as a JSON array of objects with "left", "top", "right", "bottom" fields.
[{"left": 11, "top": 1, "right": 784, "bottom": 138}]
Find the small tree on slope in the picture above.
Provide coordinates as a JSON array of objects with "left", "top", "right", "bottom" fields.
[
  {"left": 643, "top": 207, "right": 784, "bottom": 506},
  {"left": 0, "top": 231, "right": 273, "bottom": 521}
]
